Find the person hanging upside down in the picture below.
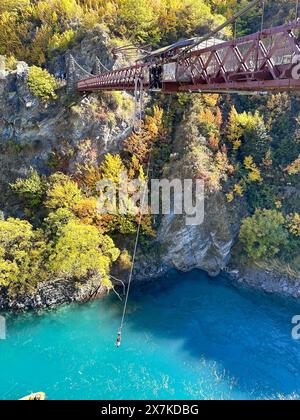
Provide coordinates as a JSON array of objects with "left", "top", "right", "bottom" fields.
[{"left": 116, "top": 331, "right": 122, "bottom": 348}]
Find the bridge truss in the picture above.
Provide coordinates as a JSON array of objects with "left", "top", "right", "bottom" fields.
[{"left": 76, "top": 20, "right": 300, "bottom": 95}]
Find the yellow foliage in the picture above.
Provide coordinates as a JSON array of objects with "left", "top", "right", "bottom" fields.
[
  {"left": 202, "top": 94, "right": 219, "bottom": 107},
  {"left": 287, "top": 213, "right": 300, "bottom": 237},
  {"left": 233, "top": 140, "right": 241, "bottom": 151},
  {"left": 286, "top": 155, "right": 300, "bottom": 175},
  {"left": 99, "top": 154, "right": 127, "bottom": 184},
  {"left": 234, "top": 183, "right": 244, "bottom": 197},
  {"left": 226, "top": 192, "right": 234, "bottom": 203},
  {"left": 244, "top": 156, "right": 262, "bottom": 183},
  {"left": 45, "top": 173, "right": 83, "bottom": 211},
  {"left": 227, "top": 106, "right": 264, "bottom": 146}
]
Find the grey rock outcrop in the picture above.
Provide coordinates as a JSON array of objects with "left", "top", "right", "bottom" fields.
[
  {"left": 157, "top": 192, "right": 235, "bottom": 276},
  {"left": 0, "top": 277, "right": 108, "bottom": 311}
]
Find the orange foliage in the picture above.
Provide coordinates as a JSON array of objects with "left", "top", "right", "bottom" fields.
[
  {"left": 123, "top": 106, "right": 166, "bottom": 164},
  {"left": 209, "top": 134, "right": 219, "bottom": 150}
]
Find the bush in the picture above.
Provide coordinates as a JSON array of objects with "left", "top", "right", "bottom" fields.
[
  {"left": 118, "top": 249, "right": 132, "bottom": 271},
  {"left": 0, "top": 0, "right": 30, "bottom": 13},
  {"left": 5, "top": 55, "right": 17, "bottom": 70},
  {"left": 287, "top": 213, "right": 300, "bottom": 237},
  {"left": 28, "top": 66, "right": 58, "bottom": 100},
  {"left": 227, "top": 107, "right": 269, "bottom": 162},
  {"left": 10, "top": 169, "right": 47, "bottom": 210},
  {"left": 286, "top": 155, "right": 300, "bottom": 175},
  {"left": 44, "top": 208, "right": 75, "bottom": 240},
  {"left": 239, "top": 209, "right": 289, "bottom": 260},
  {"left": 0, "top": 218, "right": 48, "bottom": 296}
]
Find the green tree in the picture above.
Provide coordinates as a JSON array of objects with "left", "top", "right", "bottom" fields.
[
  {"left": 48, "top": 221, "right": 120, "bottom": 286},
  {"left": 48, "top": 29, "right": 76, "bottom": 56},
  {"left": 0, "top": 218, "right": 48, "bottom": 296},
  {"left": 45, "top": 173, "right": 83, "bottom": 211},
  {"left": 28, "top": 66, "right": 58, "bottom": 100},
  {"left": 113, "top": 0, "right": 160, "bottom": 43},
  {"left": 10, "top": 169, "right": 47, "bottom": 210},
  {"left": 239, "top": 209, "right": 289, "bottom": 260}
]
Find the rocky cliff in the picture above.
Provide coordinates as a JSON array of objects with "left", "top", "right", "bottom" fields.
[{"left": 0, "top": 58, "right": 133, "bottom": 217}]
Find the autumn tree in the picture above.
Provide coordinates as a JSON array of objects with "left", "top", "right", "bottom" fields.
[
  {"left": 239, "top": 210, "right": 289, "bottom": 260},
  {"left": 48, "top": 220, "right": 120, "bottom": 286},
  {"left": 45, "top": 173, "right": 83, "bottom": 211},
  {"left": 0, "top": 218, "right": 48, "bottom": 296}
]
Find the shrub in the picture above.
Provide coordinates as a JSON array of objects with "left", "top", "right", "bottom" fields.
[
  {"left": 118, "top": 249, "right": 132, "bottom": 271},
  {"left": 44, "top": 208, "right": 76, "bottom": 240},
  {"left": 10, "top": 169, "right": 47, "bottom": 210},
  {"left": 239, "top": 209, "right": 289, "bottom": 260},
  {"left": 5, "top": 55, "right": 17, "bottom": 70},
  {"left": 286, "top": 155, "right": 300, "bottom": 175},
  {"left": 244, "top": 156, "right": 262, "bottom": 183},
  {"left": 0, "top": 0, "right": 30, "bottom": 13},
  {"left": 227, "top": 107, "right": 269, "bottom": 161},
  {"left": 28, "top": 66, "right": 58, "bottom": 100},
  {"left": 0, "top": 218, "right": 48, "bottom": 296},
  {"left": 286, "top": 213, "right": 300, "bottom": 237}
]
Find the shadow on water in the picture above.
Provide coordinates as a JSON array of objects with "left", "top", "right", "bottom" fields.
[{"left": 104, "top": 269, "right": 300, "bottom": 399}]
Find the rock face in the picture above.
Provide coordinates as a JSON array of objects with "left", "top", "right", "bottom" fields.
[
  {"left": 48, "top": 25, "right": 116, "bottom": 79},
  {"left": 0, "top": 55, "right": 133, "bottom": 213},
  {"left": 157, "top": 192, "right": 235, "bottom": 276},
  {"left": 227, "top": 267, "right": 300, "bottom": 299},
  {"left": 0, "top": 277, "right": 108, "bottom": 311}
]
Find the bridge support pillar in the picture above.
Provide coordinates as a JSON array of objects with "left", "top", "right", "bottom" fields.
[
  {"left": 93, "top": 57, "right": 102, "bottom": 75},
  {"left": 0, "top": 56, "right": 6, "bottom": 79},
  {"left": 66, "top": 53, "right": 76, "bottom": 94}
]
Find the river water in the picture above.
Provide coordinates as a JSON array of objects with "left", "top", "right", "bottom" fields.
[{"left": 1, "top": 270, "right": 300, "bottom": 400}]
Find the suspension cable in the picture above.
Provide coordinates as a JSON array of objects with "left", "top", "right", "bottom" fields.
[
  {"left": 177, "top": 0, "right": 261, "bottom": 59},
  {"left": 73, "top": 57, "right": 94, "bottom": 78},
  {"left": 133, "top": 76, "right": 144, "bottom": 134},
  {"left": 296, "top": 0, "right": 299, "bottom": 22},
  {"left": 260, "top": 0, "right": 265, "bottom": 32},
  {"left": 97, "top": 57, "right": 109, "bottom": 73}
]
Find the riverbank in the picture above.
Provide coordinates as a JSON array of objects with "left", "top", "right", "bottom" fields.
[
  {"left": 226, "top": 261, "right": 300, "bottom": 300},
  {"left": 1, "top": 262, "right": 300, "bottom": 313},
  {"left": 0, "top": 277, "right": 108, "bottom": 312}
]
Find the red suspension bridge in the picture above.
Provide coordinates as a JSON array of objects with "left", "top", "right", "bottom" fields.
[{"left": 75, "top": 0, "right": 300, "bottom": 95}]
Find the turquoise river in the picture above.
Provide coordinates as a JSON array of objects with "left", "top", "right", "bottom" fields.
[{"left": 1, "top": 270, "right": 300, "bottom": 400}]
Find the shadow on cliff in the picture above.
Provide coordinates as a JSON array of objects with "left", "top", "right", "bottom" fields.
[{"left": 105, "top": 269, "right": 300, "bottom": 399}]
